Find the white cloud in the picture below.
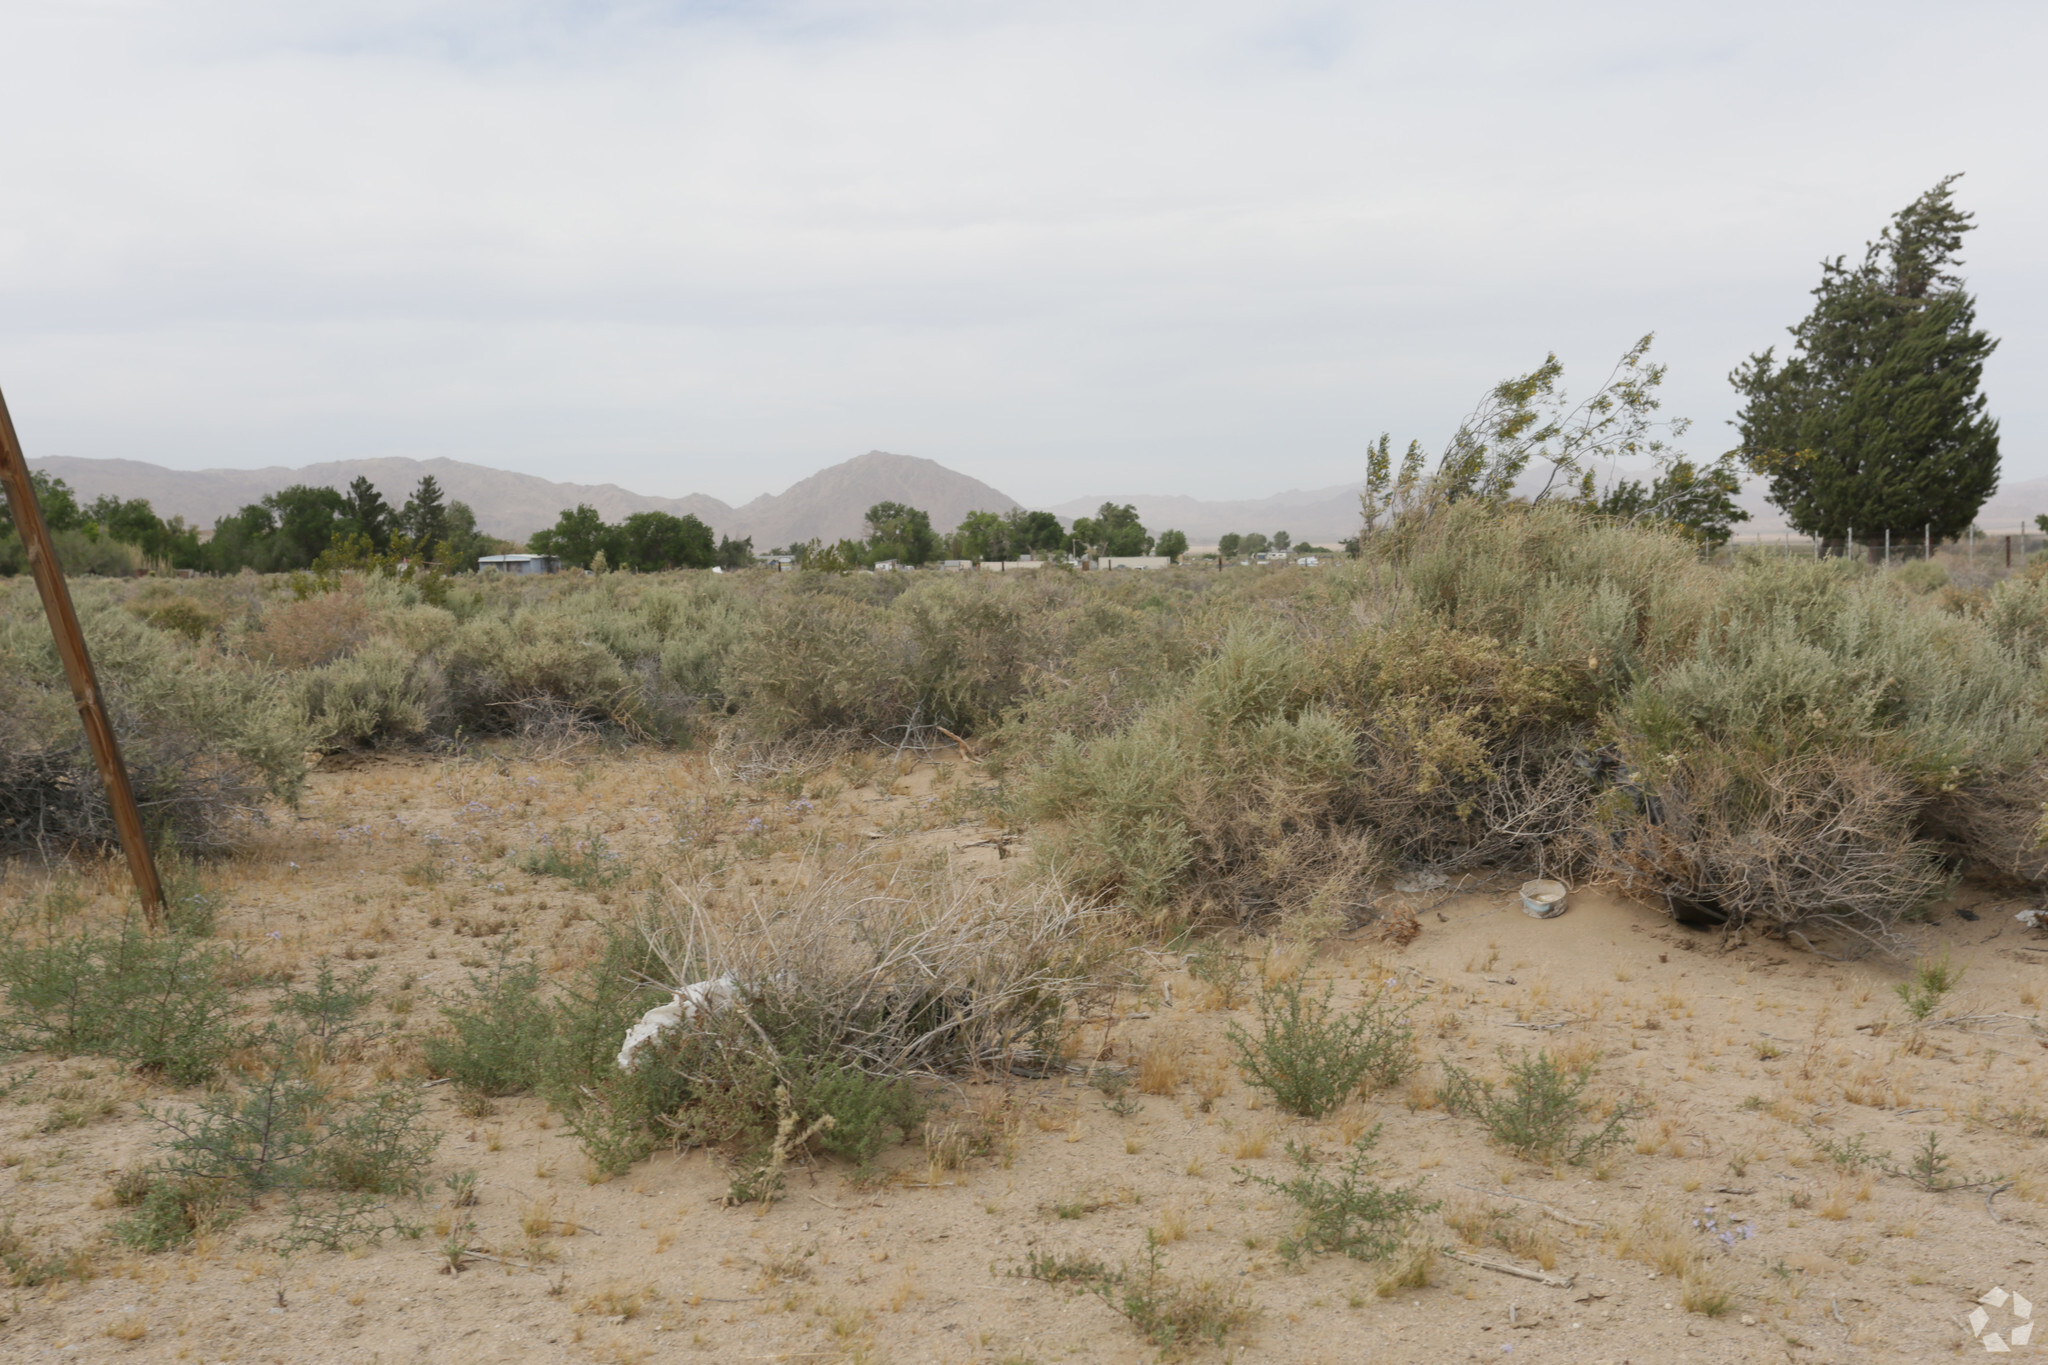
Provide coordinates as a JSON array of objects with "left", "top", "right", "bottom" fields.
[{"left": 1, "top": 0, "right": 2042, "bottom": 506}]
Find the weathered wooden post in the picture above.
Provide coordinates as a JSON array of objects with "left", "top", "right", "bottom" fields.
[{"left": 0, "top": 384, "right": 166, "bottom": 928}]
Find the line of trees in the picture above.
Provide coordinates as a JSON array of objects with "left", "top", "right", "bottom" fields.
[
  {"left": 778, "top": 502, "right": 1192, "bottom": 570},
  {"left": 3, "top": 470, "right": 508, "bottom": 576},
  {"left": 526, "top": 503, "right": 753, "bottom": 572}
]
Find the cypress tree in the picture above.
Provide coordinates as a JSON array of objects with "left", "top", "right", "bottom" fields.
[{"left": 1731, "top": 175, "right": 1999, "bottom": 550}]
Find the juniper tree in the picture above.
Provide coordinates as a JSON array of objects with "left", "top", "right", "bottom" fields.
[{"left": 1731, "top": 176, "right": 2000, "bottom": 550}]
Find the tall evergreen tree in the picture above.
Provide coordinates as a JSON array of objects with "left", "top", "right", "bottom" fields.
[
  {"left": 399, "top": 475, "right": 449, "bottom": 562},
  {"left": 341, "top": 476, "right": 394, "bottom": 552},
  {"left": 1731, "top": 175, "right": 2000, "bottom": 548}
]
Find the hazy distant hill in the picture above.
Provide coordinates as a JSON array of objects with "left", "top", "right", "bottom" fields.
[
  {"left": 1050, "top": 484, "right": 1363, "bottom": 545},
  {"left": 28, "top": 456, "right": 733, "bottom": 542},
  {"left": 32, "top": 448, "right": 2048, "bottom": 552},
  {"left": 726, "top": 451, "right": 1018, "bottom": 550},
  {"left": 27, "top": 450, "right": 1020, "bottom": 546}
]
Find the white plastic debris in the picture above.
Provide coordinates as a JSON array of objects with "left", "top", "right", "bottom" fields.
[
  {"left": 616, "top": 975, "right": 743, "bottom": 1069},
  {"left": 2014, "top": 910, "right": 2048, "bottom": 930}
]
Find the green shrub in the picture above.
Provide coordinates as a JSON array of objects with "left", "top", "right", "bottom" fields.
[
  {"left": 1227, "top": 977, "right": 1414, "bottom": 1118},
  {"left": 1438, "top": 1048, "right": 1644, "bottom": 1163},
  {"left": 1018, "top": 1232, "right": 1252, "bottom": 1351},
  {"left": 422, "top": 948, "right": 551, "bottom": 1097},
  {"left": 275, "top": 958, "right": 382, "bottom": 1048},
  {"left": 521, "top": 826, "right": 628, "bottom": 888},
  {"left": 1241, "top": 1126, "right": 1439, "bottom": 1264},
  {"left": 129, "top": 1028, "right": 441, "bottom": 1249},
  {"left": 1895, "top": 949, "right": 1963, "bottom": 1020},
  {"left": 113, "top": 1177, "right": 227, "bottom": 1252},
  {"left": 0, "top": 923, "right": 241, "bottom": 1084}
]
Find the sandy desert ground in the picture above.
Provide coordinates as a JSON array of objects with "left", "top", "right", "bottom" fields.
[{"left": 5, "top": 745, "right": 2048, "bottom": 1364}]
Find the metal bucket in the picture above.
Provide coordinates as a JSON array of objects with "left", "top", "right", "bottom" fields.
[{"left": 1519, "top": 878, "right": 1568, "bottom": 919}]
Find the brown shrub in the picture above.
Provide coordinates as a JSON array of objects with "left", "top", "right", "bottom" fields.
[{"left": 250, "top": 592, "right": 370, "bottom": 669}]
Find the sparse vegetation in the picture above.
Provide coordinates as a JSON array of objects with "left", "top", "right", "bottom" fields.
[
  {"left": 1239, "top": 1125, "right": 1438, "bottom": 1264},
  {"left": 1227, "top": 977, "right": 1415, "bottom": 1118},
  {"left": 1438, "top": 1048, "right": 1644, "bottom": 1163},
  {"left": 1017, "top": 1233, "right": 1253, "bottom": 1351}
]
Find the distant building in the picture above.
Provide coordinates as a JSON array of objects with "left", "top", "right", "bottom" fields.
[
  {"left": 761, "top": 554, "right": 799, "bottom": 571},
  {"left": 1099, "top": 556, "right": 1173, "bottom": 571},
  {"left": 979, "top": 556, "right": 1047, "bottom": 572},
  {"left": 939, "top": 559, "right": 974, "bottom": 571},
  {"left": 873, "top": 559, "right": 902, "bottom": 572},
  {"left": 478, "top": 553, "right": 559, "bottom": 575},
  {"left": 1296, "top": 556, "right": 1322, "bottom": 567}
]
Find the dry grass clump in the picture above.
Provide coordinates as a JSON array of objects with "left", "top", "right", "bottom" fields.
[{"left": 645, "top": 853, "right": 1113, "bottom": 1079}]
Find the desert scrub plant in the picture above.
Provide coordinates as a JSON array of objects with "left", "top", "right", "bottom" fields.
[
  {"left": 275, "top": 958, "right": 383, "bottom": 1052},
  {"left": 619, "top": 853, "right": 1109, "bottom": 1174},
  {"left": 1016, "top": 1232, "right": 1253, "bottom": 1352},
  {"left": 1239, "top": 1125, "right": 1439, "bottom": 1265},
  {"left": 1021, "top": 624, "right": 1375, "bottom": 924},
  {"left": 422, "top": 946, "right": 552, "bottom": 1096},
  {"left": 1227, "top": 976, "right": 1415, "bottom": 1118},
  {"left": 0, "top": 919, "right": 242, "bottom": 1084},
  {"left": 0, "top": 587, "right": 309, "bottom": 852},
  {"left": 129, "top": 1028, "right": 440, "bottom": 1249},
  {"left": 521, "top": 826, "right": 629, "bottom": 889},
  {"left": 1438, "top": 1047, "right": 1645, "bottom": 1164},
  {"left": 1895, "top": 950, "right": 1963, "bottom": 1020},
  {"left": 1880, "top": 1131, "right": 2003, "bottom": 1192}
]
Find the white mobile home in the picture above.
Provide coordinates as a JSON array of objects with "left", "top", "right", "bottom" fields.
[{"left": 478, "top": 553, "right": 560, "bottom": 575}]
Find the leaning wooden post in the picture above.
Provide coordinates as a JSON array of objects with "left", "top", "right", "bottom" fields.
[{"left": 0, "top": 384, "right": 166, "bottom": 928}]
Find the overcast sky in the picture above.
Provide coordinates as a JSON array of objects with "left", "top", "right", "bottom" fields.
[{"left": 1, "top": 1, "right": 2042, "bottom": 507}]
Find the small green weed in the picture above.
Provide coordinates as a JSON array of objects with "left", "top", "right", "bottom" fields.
[
  {"left": 1238, "top": 1125, "right": 1439, "bottom": 1264},
  {"left": 1438, "top": 1048, "right": 1644, "bottom": 1163},
  {"left": 1016, "top": 1232, "right": 1252, "bottom": 1351},
  {"left": 1809, "top": 1130, "right": 1886, "bottom": 1171},
  {"left": 521, "top": 827, "right": 628, "bottom": 889},
  {"left": 1227, "top": 977, "right": 1415, "bottom": 1118},
  {"left": 1896, "top": 950, "right": 1963, "bottom": 1020},
  {"left": 276, "top": 958, "right": 382, "bottom": 1050},
  {"left": 1880, "top": 1130, "right": 2003, "bottom": 1192}
]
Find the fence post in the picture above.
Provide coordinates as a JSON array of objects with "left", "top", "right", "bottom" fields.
[{"left": 0, "top": 384, "right": 166, "bottom": 928}]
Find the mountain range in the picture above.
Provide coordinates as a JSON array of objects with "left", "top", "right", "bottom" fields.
[{"left": 28, "top": 451, "right": 2048, "bottom": 550}]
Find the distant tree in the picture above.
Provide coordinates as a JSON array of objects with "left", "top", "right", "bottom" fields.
[
  {"left": 717, "top": 535, "right": 755, "bottom": 569},
  {"left": 1154, "top": 529, "right": 1189, "bottom": 563},
  {"left": 529, "top": 504, "right": 608, "bottom": 569},
  {"left": 205, "top": 502, "right": 278, "bottom": 573},
  {"left": 1072, "top": 502, "right": 1151, "bottom": 556},
  {"left": 1005, "top": 509, "right": 1067, "bottom": 554},
  {"left": 1241, "top": 532, "right": 1270, "bottom": 556},
  {"left": 399, "top": 476, "right": 450, "bottom": 561},
  {"left": 1733, "top": 175, "right": 2000, "bottom": 550},
  {"left": 1217, "top": 532, "right": 1242, "bottom": 558},
  {"left": 1597, "top": 456, "right": 1749, "bottom": 549},
  {"left": 1272, "top": 531, "right": 1291, "bottom": 553},
  {"left": 86, "top": 494, "right": 162, "bottom": 546},
  {"left": 341, "top": 476, "right": 394, "bottom": 552},
  {"left": 1, "top": 470, "right": 84, "bottom": 534},
  {"left": 954, "top": 509, "right": 1012, "bottom": 562},
  {"left": 612, "top": 511, "right": 716, "bottom": 571},
  {"left": 261, "top": 484, "right": 349, "bottom": 570},
  {"left": 437, "top": 501, "right": 503, "bottom": 571},
  {"left": 864, "top": 502, "right": 938, "bottom": 566}
]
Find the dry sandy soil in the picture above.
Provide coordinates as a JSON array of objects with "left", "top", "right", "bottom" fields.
[{"left": 5, "top": 746, "right": 2048, "bottom": 1364}]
